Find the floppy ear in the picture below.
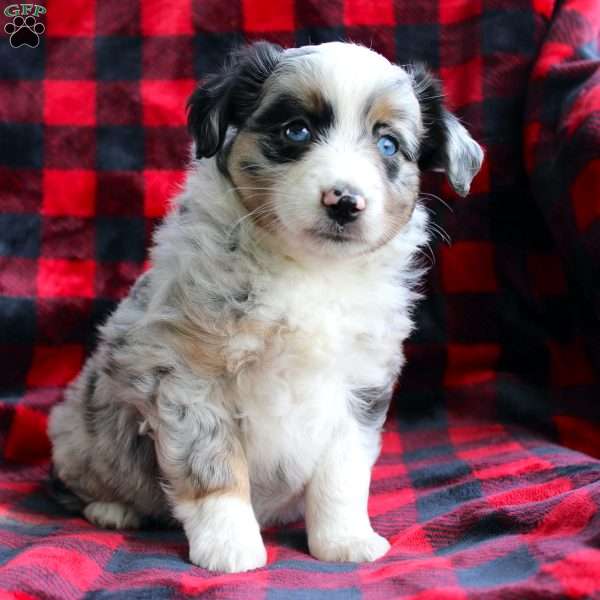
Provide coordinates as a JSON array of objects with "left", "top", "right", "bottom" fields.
[
  {"left": 409, "top": 64, "right": 484, "bottom": 197},
  {"left": 187, "top": 41, "right": 283, "bottom": 159}
]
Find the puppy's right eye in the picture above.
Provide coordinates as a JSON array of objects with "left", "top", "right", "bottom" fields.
[{"left": 283, "top": 121, "right": 311, "bottom": 143}]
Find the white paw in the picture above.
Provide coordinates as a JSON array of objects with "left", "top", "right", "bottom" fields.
[
  {"left": 309, "top": 530, "right": 390, "bottom": 563},
  {"left": 84, "top": 501, "right": 142, "bottom": 529},
  {"left": 178, "top": 495, "right": 267, "bottom": 573},
  {"left": 189, "top": 527, "right": 267, "bottom": 573}
]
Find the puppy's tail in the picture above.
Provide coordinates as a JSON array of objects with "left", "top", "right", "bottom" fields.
[{"left": 46, "top": 464, "right": 86, "bottom": 514}]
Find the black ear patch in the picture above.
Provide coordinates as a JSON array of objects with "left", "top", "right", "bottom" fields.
[
  {"left": 409, "top": 64, "right": 447, "bottom": 172},
  {"left": 409, "top": 63, "right": 484, "bottom": 197},
  {"left": 187, "top": 41, "right": 283, "bottom": 159}
]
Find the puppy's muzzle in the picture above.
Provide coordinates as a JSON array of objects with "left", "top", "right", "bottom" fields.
[{"left": 322, "top": 186, "right": 366, "bottom": 226}]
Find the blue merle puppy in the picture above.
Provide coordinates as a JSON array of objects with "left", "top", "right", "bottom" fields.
[{"left": 49, "top": 41, "right": 483, "bottom": 572}]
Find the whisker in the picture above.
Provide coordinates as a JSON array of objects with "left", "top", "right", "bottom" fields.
[
  {"left": 227, "top": 186, "right": 301, "bottom": 202},
  {"left": 227, "top": 202, "right": 279, "bottom": 234},
  {"left": 419, "top": 192, "right": 453, "bottom": 213},
  {"left": 428, "top": 222, "right": 452, "bottom": 245}
]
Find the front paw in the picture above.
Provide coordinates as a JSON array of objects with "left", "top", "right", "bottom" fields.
[
  {"left": 309, "top": 530, "right": 390, "bottom": 563},
  {"left": 180, "top": 495, "right": 267, "bottom": 572},
  {"left": 189, "top": 528, "right": 267, "bottom": 572}
]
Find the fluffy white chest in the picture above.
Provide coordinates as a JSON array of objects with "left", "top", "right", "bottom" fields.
[{"left": 226, "top": 266, "right": 410, "bottom": 525}]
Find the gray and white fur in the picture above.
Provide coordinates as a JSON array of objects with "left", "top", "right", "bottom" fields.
[{"left": 48, "top": 41, "right": 483, "bottom": 572}]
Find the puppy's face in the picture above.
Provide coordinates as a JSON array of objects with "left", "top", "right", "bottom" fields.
[{"left": 188, "top": 42, "right": 483, "bottom": 259}]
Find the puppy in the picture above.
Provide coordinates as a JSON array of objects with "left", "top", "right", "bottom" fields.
[{"left": 48, "top": 41, "right": 483, "bottom": 573}]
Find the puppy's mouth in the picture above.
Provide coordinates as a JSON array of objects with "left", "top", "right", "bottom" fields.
[{"left": 307, "top": 224, "right": 361, "bottom": 244}]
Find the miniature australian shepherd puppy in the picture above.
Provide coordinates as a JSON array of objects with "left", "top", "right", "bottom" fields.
[{"left": 48, "top": 41, "right": 483, "bottom": 572}]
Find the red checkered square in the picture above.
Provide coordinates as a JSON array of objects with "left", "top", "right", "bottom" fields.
[
  {"left": 42, "top": 170, "right": 96, "bottom": 217},
  {"left": 141, "top": 80, "right": 196, "bottom": 126},
  {"left": 440, "top": 19, "right": 481, "bottom": 66},
  {"left": 532, "top": 42, "right": 573, "bottom": 80},
  {"left": 441, "top": 242, "right": 497, "bottom": 294},
  {"left": 457, "top": 439, "right": 522, "bottom": 462},
  {"left": 144, "top": 127, "right": 188, "bottom": 168},
  {"left": 295, "top": 0, "right": 342, "bottom": 27},
  {"left": 37, "top": 258, "right": 95, "bottom": 299},
  {"left": 381, "top": 429, "right": 404, "bottom": 454},
  {"left": 394, "top": 3, "right": 438, "bottom": 23},
  {"left": 568, "top": 0, "right": 599, "bottom": 14},
  {"left": 45, "top": 126, "right": 96, "bottom": 169},
  {"left": 142, "top": 37, "right": 195, "bottom": 80},
  {"left": 368, "top": 487, "right": 416, "bottom": 518},
  {"left": 96, "top": 0, "right": 140, "bottom": 35},
  {"left": 487, "top": 477, "right": 572, "bottom": 509},
  {"left": 440, "top": 57, "right": 483, "bottom": 109},
  {"left": 43, "top": 81, "right": 96, "bottom": 127},
  {"left": 97, "top": 82, "right": 142, "bottom": 125},
  {"left": 532, "top": 0, "right": 554, "bottom": 19},
  {"left": 46, "top": 0, "right": 95, "bottom": 37},
  {"left": 143, "top": 169, "right": 185, "bottom": 218},
  {"left": 445, "top": 343, "right": 500, "bottom": 387},
  {"left": 473, "top": 455, "right": 552, "bottom": 481},
  {"left": 95, "top": 261, "right": 142, "bottom": 300},
  {"left": 371, "top": 462, "right": 407, "bottom": 481},
  {"left": 26, "top": 345, "right": 84, "bottom": 387},
  {"left": 0, "top": 258, "right": 37, "bottom": 297},
  {"left": 440, "top": 0, "right": 482, "bottom": 24},
  {"left": 141, "top": 1, "right": 193, "bottom": 35},
  {"left": 544, "top": 549, "right": 600, "bottom": 599},
  {"left": 450, "top": 423, "right": 506, "bottom": 445},
  {"left": 0, "top": 168, "right": 41, "bottom": 213},
  {"left": 242, "top": 0, "right": 295, "bottom": 32},
  {"left": 344, "top": 0, "right": 395, "bottom": 26},
  {"left": 193, "top": 0, "right": 243, "bottom": 32},
  {"left": 0, "top": 82, "right": 42, "bottom": 122},
  {"left": 41, "top": 217, "right": 95, "bottom": 260},
  {"left": 8, "top": 547, "right": 103, "bottom": 590},
  {"left": 46, "top": 38, "right": 95, "bottom": 80},
  {"left": 97, "top": 171, "right": 144, "bottom": 216}
]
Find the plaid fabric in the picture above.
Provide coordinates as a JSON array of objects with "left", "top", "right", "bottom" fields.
[{"left": 0, "top": 0, "right": 599, "bottom": 597}]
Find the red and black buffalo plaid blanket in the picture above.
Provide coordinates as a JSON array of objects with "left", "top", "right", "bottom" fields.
[{"left": 1, "top": 0, "right": 599, "bottom": 598}]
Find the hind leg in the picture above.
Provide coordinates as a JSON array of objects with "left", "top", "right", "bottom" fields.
[{"left": 83, "top": 501, "right": 142, "bottom": 529}]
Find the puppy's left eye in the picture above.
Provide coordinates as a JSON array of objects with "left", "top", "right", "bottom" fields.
[
  {"left": 377, "top": 135, "right": 399, "bottom": 157},
  {"left": 284, "top": 121, "right": 312, "bottom": 143}
]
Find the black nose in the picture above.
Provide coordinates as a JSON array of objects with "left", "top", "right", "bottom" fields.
[{"left": 325, "top": 194, "right": 362, "bottom": 226}]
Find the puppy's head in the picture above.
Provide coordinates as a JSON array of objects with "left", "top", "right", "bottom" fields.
[{"left": 188, "top": 42, "right": 483, "bottom": 258}]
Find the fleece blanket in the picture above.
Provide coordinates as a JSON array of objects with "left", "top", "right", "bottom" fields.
[{"left": 0, "top": 0, "right": 599, "bottom": 598}]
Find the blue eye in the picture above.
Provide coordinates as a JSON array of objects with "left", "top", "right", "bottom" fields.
[
  {"left": 377, "top": 135, "right": 398, "bottom": 157},
  {"left": 284, "top": 121, "right": 311, "bottom": 143}
]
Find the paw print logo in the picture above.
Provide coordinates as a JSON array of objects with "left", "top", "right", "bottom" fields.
[{"left": 5, "top": 15, "right": 45, "bottom": 48}]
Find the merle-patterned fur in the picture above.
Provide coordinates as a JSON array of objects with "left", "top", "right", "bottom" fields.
[
  {"left": 187, "top": 42, "right": 283, "bottom": 159},
  {"left": 409, "top": 63, "right": 483, "bottom": 196},
  {"left": 249, "top": 94, "right": 335, "bottom": 164}
]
